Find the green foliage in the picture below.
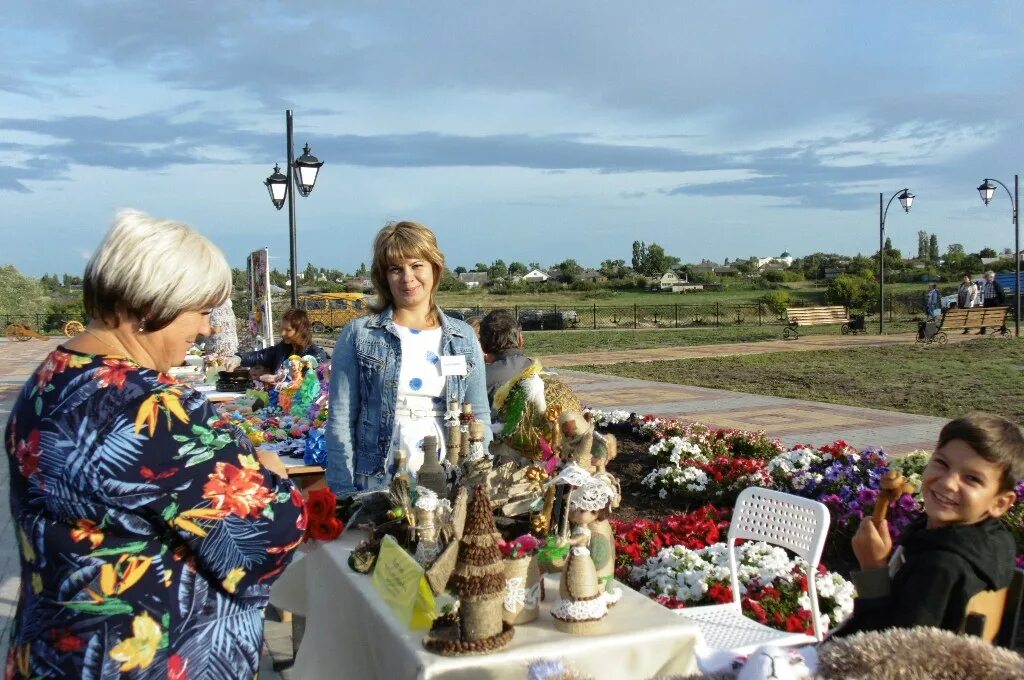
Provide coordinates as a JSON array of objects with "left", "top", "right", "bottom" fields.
[
  {"left": 508, "top": 261, "right": 528, "bottom": 277},
  {"left": 552, "top": 258, "right": 584, "bottom": 283},
  {"left": 0, "top": 265, "right": 45, "bottom": 317},
  {"left": 438, "top": 267, "right": 467, "bottom": 292},
  {"left": 979, "top": 247, "right": 997, "bottom": 258},
  {"left": 825, "top": 273, "right": 875, "bottom": 309},
  {"left": 758, "top": 291, "right": 791, "bottom": 315}
]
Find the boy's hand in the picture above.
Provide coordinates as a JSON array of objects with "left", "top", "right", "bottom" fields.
[{"left": 852, "top": 517, "right": 892, "bottom": 570}]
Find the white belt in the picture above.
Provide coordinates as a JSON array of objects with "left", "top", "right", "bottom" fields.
[{"left": 395, "top": 407, "right": 445, "bottom": 420}]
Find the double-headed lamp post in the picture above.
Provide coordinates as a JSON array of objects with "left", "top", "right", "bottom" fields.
[
  {"left": 878, "top": 189, "right": 915, "bottom": 334},
  {"left": 264, "top": 109, "right": 324, "bottom": 308},
  {"left": 977, "top": 175, "right": 1020, "bottom": 337}
]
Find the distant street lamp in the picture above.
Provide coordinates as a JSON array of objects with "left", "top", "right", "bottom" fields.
[
  {"left": 263, "top": 110, "right": 324, "bottom": 307},
  {"left": 976, "top": 175, "right": 1020, "bottom": 337},
  {"left": 878, "top": 189, "right": 914, "bottom": 334}
]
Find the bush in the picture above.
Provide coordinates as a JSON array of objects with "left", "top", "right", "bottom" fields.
[
  {"left": 758, "top": 291, "right": 791, "bottom": 316},
  {"left": 826, "top": 273, "right": 874, "bottom": 309}
]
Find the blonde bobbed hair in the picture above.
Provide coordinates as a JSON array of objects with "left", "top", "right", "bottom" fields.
[
  {"left": 84, "top": 209, "right": 232, "bottom": 331},
  {"left": 370, "top": 221, "right": 445, "bottom": 321}
]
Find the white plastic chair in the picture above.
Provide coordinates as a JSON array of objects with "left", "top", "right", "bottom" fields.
[{"left": 677, "top": 486, "right": 831, "bottom": 655}]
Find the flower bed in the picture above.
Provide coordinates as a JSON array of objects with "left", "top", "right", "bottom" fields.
[{"left": 587, "top": 408, "right": 1024, "bottom": 635}]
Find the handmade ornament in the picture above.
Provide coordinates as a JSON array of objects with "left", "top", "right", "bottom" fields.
[
  {"left": 558, "top": 411, "right": 595, "bottom": 472},
  {"left": 445, "top": 399, "right": 462, "bottom": 466},
  {"left": 414, "top": 489, "right": 443, "bottom": 567},
  {"left": 424, "top": 485, "right": 514, "bottom": 655},
  {"left": 873, "top": 470, "right": 914, "bottom": 526},
  {"left": 500, "top": 535, "right": 543, "bottom": 625},
  {"left": 303, "top": 428, "right": 328, "bottom": 467},
  {"left": 566, "top": 477, "right": 621, "bottom": 605},
  {"left": 417, "top": 435, "right": 447, "bottom": 498},
  {"left": 459, "top": 403, "right": 475, "bottom": 457},
  {"left": 550, "top": 545, "right": 608, "bottom": 634},
  {"left": 289, "top": 355, "right": 321, "bottom": 418}
]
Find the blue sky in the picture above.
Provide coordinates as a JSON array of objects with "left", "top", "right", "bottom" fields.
[{"left": 2, "top": 1, "right": 1023, "bottom": 276}]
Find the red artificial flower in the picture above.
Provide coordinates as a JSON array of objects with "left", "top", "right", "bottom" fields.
[{"left": 202, "top": 463, "right": 276, "bottom": 519}]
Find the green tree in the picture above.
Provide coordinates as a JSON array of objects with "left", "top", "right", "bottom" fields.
[
  {"left": 488, "top": 259, "right": 508, "bottom": 280},
  {"left": 979, "top": 247, "right": 997, "bottom": 258},
  {"left": 508, "top": 261, "right": 528, "bottom": 277},
  {"left": 599, "top": 258, "right": 626, "bottom": 278},
  {"left": 643, "top": 243, "right": 679, "bottom": 275},
  {"left": 631, "top": 241, "right": 646, "bottom": 274},
  {"left": 826, "top": 273, "right": 875, "bottom": 309},
  {"left": 474, "top": 262, "right": 488, "bottom": 272},
  {"left": 928, "top": 234, "right": 939, "bottom": 262},
  {"left": 948, "top": 243, "right": 964, "bottom": 256},
  {"left": 0, "top": 265, "right": 46, "bottom": 317},
  {"left": 269, "top": 268, "right": 288, "bottom": 287},
  {"left": 917, "top": 231, "right": 929, "bottom": 260},
  {"left": 303, "top": 262, "right": 318, "bottom": 284},
  {"left": 355, "top": 262, "right": 369, "bottom": 277},
  {"left": 454, "top": 266, "right": 468, "bottom": 275},
  {"left": 438, "top": 267, "right": 467, "bottom": 291},
  {"left": 552, "top": 259, "right": 583, "bottom": 284}
]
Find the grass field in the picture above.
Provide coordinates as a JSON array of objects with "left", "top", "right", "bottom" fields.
[
  {"left": 570, "top": 337, "right": 1024, "bottom": 423},
  {"left": 523, "top": 322, "right": 918, "bottom": 355}
]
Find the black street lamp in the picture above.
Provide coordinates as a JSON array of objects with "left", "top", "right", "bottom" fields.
[
  {"left": 976, "top": 175, "right": 1020, "bottom": 337},
  {"left": 878, "top": 188, "right": 914, "bottom": 335},
  {"left": 263, "top": 110, "right": 324, "bottom": 307}
]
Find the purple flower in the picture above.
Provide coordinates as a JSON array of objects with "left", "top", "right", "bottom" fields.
[{"left": 857, "top": 489, "right": 878, "bottom": 506}]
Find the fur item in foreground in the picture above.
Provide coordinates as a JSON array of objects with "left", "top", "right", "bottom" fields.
[{"left": 662, "top": 626, "right": 1024, "bottom": 680}]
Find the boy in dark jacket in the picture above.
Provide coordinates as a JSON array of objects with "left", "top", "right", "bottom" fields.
[{"left": 840, "top": 412, "right": 1024, "bottom": 635}]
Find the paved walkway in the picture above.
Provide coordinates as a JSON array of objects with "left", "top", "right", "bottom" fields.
[{"left": 0, "top": 334, "right": 949, "bottom": 673}]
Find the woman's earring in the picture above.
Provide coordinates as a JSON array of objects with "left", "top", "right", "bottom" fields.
[{"left": 137, "top": 319, "right": 146, "bottom": 333}]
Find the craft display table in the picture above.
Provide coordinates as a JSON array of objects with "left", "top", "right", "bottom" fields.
[{"left": 270, "top": 531, "right": 699, "bottom": 680}]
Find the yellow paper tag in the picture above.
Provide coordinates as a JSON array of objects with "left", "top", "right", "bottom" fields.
[{"left": 371, "top": 535, "right": 437, "bottom": 630}]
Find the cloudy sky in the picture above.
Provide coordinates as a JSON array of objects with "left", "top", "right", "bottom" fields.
[{"left": 2, "top": 1, "right": 1023, "bottom": 276}]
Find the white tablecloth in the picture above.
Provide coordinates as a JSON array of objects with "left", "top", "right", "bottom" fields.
[{"left": 270, "top": 532, "right": 699, "bottom": 680}]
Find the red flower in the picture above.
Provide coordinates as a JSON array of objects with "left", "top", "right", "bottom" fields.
[
  {"left": 785, "top": 614, "right": 810, "bottom": 633},
  {"left": 49, "top": 628, "right": 85, "bottom": 653},
  {"left": 290, "top": 486, "right": 308, "bottom": 531},
  {"left": 305, "top": 488, "right": 337, "bottom": 521},
  {"left": 308, "top": 517, "right": 344, "bottom": 542},
  {"left": 14, "top": 430, "right": 41, "bottom": 478},
  {"left": 168, "top": 653, "right": 187, "bottom": 680},
  {"left": 708, "top": 582, "right": 733, "bottom": 604},
  {"left": 202, "top": 463, "right": 276, "bottom": 519},
  {"left": 140, "top": 466, "right": 179, "bottom": 482},
  {"left": 94, "top": 358, "right": 135, "bottom": 389},
  {"left": 36, "top": 350, "right": 73, "bottom": 393}
]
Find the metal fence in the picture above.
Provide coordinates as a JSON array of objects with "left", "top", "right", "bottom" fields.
[{"left": 443, "top": 303, "right": 784, "bottom": 330}]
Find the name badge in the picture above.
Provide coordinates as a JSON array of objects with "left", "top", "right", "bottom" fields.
[{"left": 439, "top": 355, "right": 468, "bottom": 376}]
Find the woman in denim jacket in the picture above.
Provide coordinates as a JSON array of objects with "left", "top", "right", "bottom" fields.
[{"left": 325, "top": 221, "right": 491, "bottom": 496}]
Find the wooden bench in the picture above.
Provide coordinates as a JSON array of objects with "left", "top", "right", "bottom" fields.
[
  {"left": 782, "top": 306, "right": 850, "bottom": 340},
  {"left": 940, "top": 306, "right": 1010, "bottom": 336},
  {"left": 963, "top": 569, "right": 1024, "bottom": 646}
]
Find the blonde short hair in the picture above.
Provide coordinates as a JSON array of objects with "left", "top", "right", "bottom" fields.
[
  {"left": 84, "top": 209, "right": 232, "bottom": 330},
  {"left": 369, "top": 221, "right": 445, "bottom": 319}
]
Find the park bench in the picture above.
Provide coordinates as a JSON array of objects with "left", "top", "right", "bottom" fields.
[
  {"left": 782, "top": 306, "right": 854, "bottom": 340},
  {"left": 919, "top": 306, "right": 1010, "bottom": 344}
]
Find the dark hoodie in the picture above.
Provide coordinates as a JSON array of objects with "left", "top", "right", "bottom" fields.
[{"left": 839, "top": 516, "right": 1016, "bottom": 635}]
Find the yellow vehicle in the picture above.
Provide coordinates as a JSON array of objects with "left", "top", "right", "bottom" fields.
[{"left": 298, "top": 292, "right": 370, "bottom": 333}]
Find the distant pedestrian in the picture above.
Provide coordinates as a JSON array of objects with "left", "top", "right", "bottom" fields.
[
  {"left": 926, "top": 284, "right": 941, "bottom": 319},
  {"left": 978, "top": 270, "right": 1006, "bottom": 335},
  {"left": 957, "top": 274, "right": 978, "bottom": 309}
]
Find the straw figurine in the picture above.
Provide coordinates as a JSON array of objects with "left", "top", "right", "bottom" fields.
[
  {"left": 872, "top": 469, "right": 914, "bottom": 526},
  {"left": 417, "top": 435, "right": 448, "bottom": 498},
  {"left": 550, "top": 544, "right": 608, "bottom": 635},
  {"left": 445, "top": 399, "right": 462, "bottom": 466},
  {"left": 424, "top": 484, "right": 514, "bottom": 655}
]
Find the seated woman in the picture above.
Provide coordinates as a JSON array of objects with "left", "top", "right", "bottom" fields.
[
  {"left": 325, "top": 220, "right": 491, "bottom": 496},
  {"left": 237, "top": 307, "right": 328, "bottom": 376},
  {"left": 3, "top": 210, "right": 305, "bottom": 678}
]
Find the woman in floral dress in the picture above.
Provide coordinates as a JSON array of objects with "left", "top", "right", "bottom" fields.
[{"left": 3, "top": 210, "right": 305, "bottom": 679}]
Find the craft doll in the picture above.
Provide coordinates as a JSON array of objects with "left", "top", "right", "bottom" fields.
[
  {"left": 289, "top": 355, "right": 321, "bottom": 418},
  {"left": 564, "top": 476, "right": 621, "bottom": 604},
  {"left": 558, "top": 411, "right": 595, "bottom": 472}
]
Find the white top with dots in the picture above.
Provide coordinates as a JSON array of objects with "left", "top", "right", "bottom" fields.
[{"left": 391, "top": 324, "right": 447, "bottom": 474}]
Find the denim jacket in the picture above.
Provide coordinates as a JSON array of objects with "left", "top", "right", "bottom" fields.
[{"left": 325, "top": 306, "right": 492, "bottom": 496}]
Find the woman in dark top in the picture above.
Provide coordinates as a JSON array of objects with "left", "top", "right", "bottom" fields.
[{"left": 237, "top": 308, "right": 328, "bottom": 375}]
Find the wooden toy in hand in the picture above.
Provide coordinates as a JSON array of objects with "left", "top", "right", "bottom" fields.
[{"left": 872, "top": 470, "right": 914, "bottom": 526}]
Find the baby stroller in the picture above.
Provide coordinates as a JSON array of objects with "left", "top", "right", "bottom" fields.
[{"left": 917, "top": 317, "right": 947, "bottom": 345}]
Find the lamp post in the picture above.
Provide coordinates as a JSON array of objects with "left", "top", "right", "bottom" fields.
[
  {"left": 878, "top": 188, "right": 914, "bottom": 334},
  {"left": 977, "top": 175, "right": 1020, "bottom": 337},
  {"left": 263, "top": 110, "right": 324, "bottom": 308}
]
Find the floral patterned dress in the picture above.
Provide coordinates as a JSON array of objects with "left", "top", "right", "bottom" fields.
[{"left": 3, "top": 348, "right": 306, "bottom": 679}]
